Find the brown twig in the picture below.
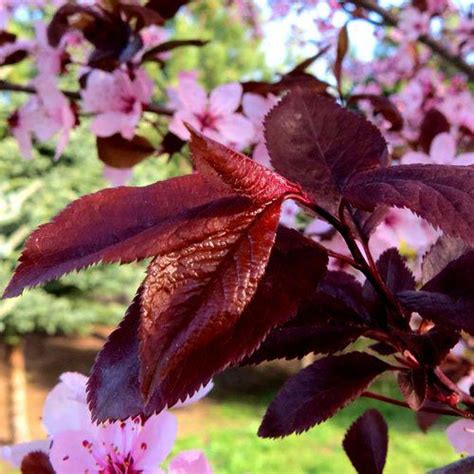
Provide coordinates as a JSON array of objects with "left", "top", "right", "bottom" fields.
[
  {"left": 362, "top": 391, "right": 464, "bottom": 417},
  {"left": 345, "top": 0, "right": 474, "bottom": 81}
]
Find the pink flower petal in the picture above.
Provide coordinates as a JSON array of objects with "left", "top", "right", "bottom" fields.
[
  {"left": 176, "top": 78, "right": 207, "bottom": 114},
  {"left": 43, "top": 374, "right": 92, "bottom": 436},
  {"left": 91, "top": 110, "right": 139, "bottom": 140},
  {"left": 168, "top": 450, "right": 212, "bottom": 474},
  {"left": 400, "top": 151, "right": 430, "bottom": 165},
  {"left": 49, "top": 430, "right": 100, "bottom": 474},
  {"left": 103, "top": 166, "right": 133, "bottom": 187},
  {"left": 132, "top": 411, "right": 178, "bottom": 469},
  {"left": 168, "top": 110, "right": 201, "bottom": 141},
  {"left": 430, "top": 132, "right": 456, "bottom": 164},
  {"left": 209, "top": 83, "right": 242, "bottom": 116},
  {"left": 456, "top": 153, "right": 474, "bottom": 166},
  {"left": 252, "top": 141, "right": 272, "bottom": 168},
  {"left": 242, "top": 92, "right": 270, "bottom": 123},
  {"left": 446, "top": 419, "right": 474, "bottom": 455},
  {"left": 215, "top": 113, "right": 254, "bottom": 149}
]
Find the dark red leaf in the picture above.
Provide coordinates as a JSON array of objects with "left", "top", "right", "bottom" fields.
[
  {"left": 3, "top": 174, "right": 240, "bottom": 298},
  {"left": 349, "top": 94, "right": 404, "bottom": 131},
  {"left": 430, "top": 457, "right": 474, "bottom": 474},
  {"left": 142, "top": 39, "right": 208, "bottom": 62},
  {"left": 97, "top": 134, "right": 156, "bottom": 169},
  {"left": 373, "top": 248, "right": 416, "bottom": 294},
  {"left": 344, "top": 165, "right": 474, "bottom": 245},
  {"left": 397, "top": 369, "right": 427, "bottom": 410},
  {"left": 188, "top": 127, "right": 305, "bottom": 204},
  {"left": 21, "top": 451, "right": 54, "bottom": 474},
  {"left": 265, "top": 89, "right": 388, "bottom": 213},
  {"left": 398, "top": 291, "right": 474, "bottom": 334},
  {"left": 87, "top": 289, "right": 143, "bottom": 422},
  {"left": 421, "top": 236, "right": 470, "bottom": 284},
  {"left": 160, "top": 131, "right": 185, "bottom": 156},
  {"left": 242, "top": 74, "right": 330, "bottom": 97},
  {"left": 343, "top": 409, "right": 388, "bottom": 474},
  {"left": 416, "top": 407, "right": 440, "bottom": 432},
  {"left": 399, "top": 250, "right": 474, "bottom": 334},
  {"left": 89, "top": 227, "right": 327, "bottom": 420},
  {"left": 258, "top": 352, "right": 390, "bottom": 437},
  {"left": 243, "top": 271, "right": 367, "bottom": 364},
  {"left": 419, "top": 109, "right": 450, "bottom": 153},
  {"left": 288, "top": 46, "right": 331, "bottom": 74},
  {"left": 145, "top": 0, "right": 192, "bottom": 19}
]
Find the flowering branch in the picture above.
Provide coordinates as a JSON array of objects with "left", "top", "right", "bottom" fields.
[{"left": 345, "top": 0, "right": 474, "bottom": 81}]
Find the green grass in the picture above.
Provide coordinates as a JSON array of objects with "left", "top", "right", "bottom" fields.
[{"left": 173, "top": 375, "right": 460, "bottom": 474}]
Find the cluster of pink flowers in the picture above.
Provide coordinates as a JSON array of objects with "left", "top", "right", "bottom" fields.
[{"left": 1, "top": 373, "right": 213, "bottom": 473}]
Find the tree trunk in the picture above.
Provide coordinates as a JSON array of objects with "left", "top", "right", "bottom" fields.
[{"left": 6, "top": 342, "right": 30, "bottom": 443}]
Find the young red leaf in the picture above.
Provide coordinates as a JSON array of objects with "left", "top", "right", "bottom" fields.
[
  {"left": 344, "top": 165, "right": 474, "bottom": 245},
  {"left": 145, "top": 0, "right": 192, "bottom": 19},
  {"left": 334, "top": 25, "right": 349, "bottom": 90},
  {"left": 188, "top": 127, "right": 305, "bottom": 205},
  {"left": 265, "top": 89, "right": 388, "bottom": 213},
  {"left": 138, "top": 203, "right": 316, "bottom": 409},
  {"left": 21, "top": 451, "right": 54, "bottom": 474},
  {"left": 3, "top": 174, "right": 242, "bottom": 298},
  {"left": 397, "top": 369, "right": 427, "bottom": 410},
  {"left": 97, "top": 134, "right": 155, "bottom": 168},
  {"left": 343, "top": 409, "right": 388, "bottom": 474},
  {"left": 259, "top": 352, "right": 390, "bottom": 437},
  {"left": 88, "top": 227, "right": 327, "bottom": 420}
]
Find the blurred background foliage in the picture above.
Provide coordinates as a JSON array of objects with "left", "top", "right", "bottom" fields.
[{"left": 0, "top": 0, "right": 267, "bottom": 342}]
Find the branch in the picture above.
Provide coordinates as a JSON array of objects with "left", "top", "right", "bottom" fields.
[
  {"left": 361, "top": 391, "right": 463, "bottom": 417},
  {"left": 346, "top": 0, "right": 474, "bottom": 81},
  {"left": 0, "top": 80, "right": 174, "bottom": 116}
]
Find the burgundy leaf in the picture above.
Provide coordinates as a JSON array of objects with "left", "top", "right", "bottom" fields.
[
  {"left": 416, "top": 402, "right": 443, "bottom": 432},
  {"left": 399, "top": 250, "right": 474, "bottom": 334},
  {"left": 344, "top": 165, "right": 474, "bottom": 245},
  {"left": 371, "top": 248, "right": 416, "bottom": 295},
  {"left": 418, "top": 109, "right": 450, "bottom": 153},
  {"left": 89, "top": 227, "right": 327, "bottom": 420},
  {"left": 421, "top": 236, "right": 470, "bottom": 284},
  {"left": 429, "top": 457, "right": 474, "bottom": 474},
  {"left": 87, "top": 289, "right": 143, "bottom": 422},
  {"left": 398, "top": 291, "right": 474, "bottom": 335},
  {"left": 349, "top": 94, "right": 404, "bottom": 131},
  {"left": 3, "top": 174, "right": 242, "bottom": 298},
  {"left": 21, "top": 451, "right": 54, "bottom": 474},
  {"left": 188, "top": 127, "right": 305, "bottom": 204},
  {"left": 259, "top": 352, "right": 390, "bottom": 437},
  {"left": 265, "top": 89, "right": 388, "bottom": 212},
  {"left": 97, "top": 134, "right": 155, "bottom": 169},
  {"left": 288, "top": 46, "right": 331, "bottom": 74},
  {"left": 397, "top": 369, "right": 427, "bottom": 410},
  {"left": 145, "top": 0, "right": 192, "bottom": 19},
  {"left": 342, "top": 409, "right": 388, "bottom": 474},
  {"left": 160, "top": 131, "right": 185, "bottom": 156},
  {"left": 243, "top": 271, "right": 368, "bottom": 364}
]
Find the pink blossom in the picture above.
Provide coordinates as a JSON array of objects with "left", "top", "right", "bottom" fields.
[
  {"left": 401, "top": 133, "right": 474, "bottom": 166},
  {"left": 1, "top": 372, "right": 213, "bottom": 473},
  {"left": 10, "top": 76, "right": 75, "bottom": 160},
  {"left": 242, "top": 92, "right": 279, "bottom": 167},
  {"left": 446, "top": 419, "right": 474, "bottom": 455},
  {"left": 103, "top": 166, "right": 134, "bottom": 187},
  {"left": 139, "top": 25, "right": 171, "bottom": 61},
  {"left": 82, "top": 68, "right": 153, "bottom": 140},
  {"left": 369, "top": 208, "right": 439, "bottom": 278},
  {"left": 397, "top": 8, "right": 430, "bottom": 41},
  {"left": 440, "top": 91, "right": 474, "bottom": 134},
  {"left": 279, "top": 200, "right": 300, "bottom": 229},
  {"left": 168, "top": 74, "right": 254, "bottom": 150}
]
